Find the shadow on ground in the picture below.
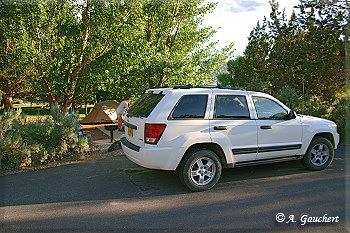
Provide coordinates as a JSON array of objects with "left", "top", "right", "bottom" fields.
[{"left": 0, "top": 146, "right": 346, "bottom": 207}]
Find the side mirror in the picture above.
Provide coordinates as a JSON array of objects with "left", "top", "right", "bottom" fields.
[{"left": 286, "top": 110, "right": 297, "bottom": 120}]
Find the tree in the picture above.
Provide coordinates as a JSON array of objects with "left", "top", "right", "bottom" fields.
[
  {"left": 104, "top": 0, "right": 234, "bottom": 99},
  {"left": 230, "top": 17, "right": 273, "bottom": 92},
  {"left": 1, "top": 0, "right": 234, "bottom": 113},
  {"left": 295, "top": 0, "right": 347, "bottom": 101},
  {"left": 217, "top": 57, "right": 242, "bottom": 87},
  {"left": 224, "top": 0, "right": 346, "bottom": 102},
  {"left": 0, "top": 2, "right": 35, "bottom": 110},
  {"left": 1, "top": 0, "right": 135, "bottom": 114}
]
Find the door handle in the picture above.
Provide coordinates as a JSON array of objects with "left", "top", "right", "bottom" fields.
[
  {"left": 214, "top": 126, "right": 227, "bottom": 130},
  {"left": 260, "top": 125, "right": 272, "bottom": 129}
]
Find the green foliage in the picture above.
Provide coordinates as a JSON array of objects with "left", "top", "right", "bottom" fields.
[
  {"left": 0, "top": 105, "right": 90, "bottom": 169},
  {"left": 99, "top": 0, "right": 234, "bottom": 99},
  {"left": 274, "top": 85, "right": 349, "bottom": 144},
  {"left": 325, "top": 87, "right": 350, "bottom": 145},
  {"left": 0, "top": 0, "right": 36, "bottom": 111},
  {"left": 217, "top": 73, "right": 236, "bottom": 88},
  {"left": 275, "top": 85, "right": 328, "bottom": 116},
  {"left": 301, "top": 93, "right": 329, "bottom": 117},
  {"left": 219, "top": 0, "right": 347, "bottom": 143},
  {"left": 225, "top": 0, "right": 346, "bottom": 102},
  {"left": 1, "top": 0, "right": 234, "bottom": 113},
  {"left": 275, "top": 86, "right": 300, "bottom": 110},
  {"left": 0, "top": 109, "right": 29, "bottom": 168}
]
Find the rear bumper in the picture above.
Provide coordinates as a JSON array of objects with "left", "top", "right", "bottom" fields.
[{"left": 121, "top": 137, "right": 182, "bottom": 171}]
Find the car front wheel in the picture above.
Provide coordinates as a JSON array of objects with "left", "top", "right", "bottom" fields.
[
  {"left": 302, "top": 137, "right": 334, "bottom": 171},
  {"left": 178, "top": 149, "right": 222, "bottom": 191}
]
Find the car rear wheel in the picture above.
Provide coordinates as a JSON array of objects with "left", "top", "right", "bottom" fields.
[
  {"left": 178, "top": 149, "right": 222, "bottom": 191},
  {"left": 302, "top": 137, "right": 334, "bottom": 171}
]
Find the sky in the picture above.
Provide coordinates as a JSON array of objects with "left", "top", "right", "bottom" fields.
[{"left": 202, "top": 0, "right": 300, "bottom": 56}]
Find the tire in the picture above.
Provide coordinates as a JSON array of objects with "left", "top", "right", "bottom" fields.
[
  {"left": 178, "top": 149, "right": 222, "bottom": 191},
  {"left": 302, "top": 137, "right": 334, "bottom": 171}
]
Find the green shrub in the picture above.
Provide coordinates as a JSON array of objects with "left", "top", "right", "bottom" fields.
[
  {"left": 275, "top": 86, "right": 300, "bottom": 110},
  {"left": 246, "top": 79, "right": 272, "bottom": 93},
  {"left": 0, "top": 105, "right": 90, "bottom": 169},
  {"left": 0, "top": 109, "right": 26, "bottom": 168},
  {"left": 299, "top": 93, "right": 329, "bottom": 117},
  {"left": 275, "top": 86, "right": 349, "bottom": 144},
  {"left": 275, "top": 86, "right": 329, "bottom": 117},
  {"left": 325, "top": 87, "right": 350, "bottom": 145}
]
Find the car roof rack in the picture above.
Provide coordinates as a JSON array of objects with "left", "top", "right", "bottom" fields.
[
  {"left": 198, "top": 84, "right": 245, "bottom": 91},
  {"left": 173, "top": 84, "right": 194, "bottom": 89}
]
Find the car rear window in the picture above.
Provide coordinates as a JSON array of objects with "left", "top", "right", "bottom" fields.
[
  {"left": 127, "top": 92, "right": 164, "bottom": 117},
  {"left": 169, "top": 95, "right": 208, "bottom": 119}
]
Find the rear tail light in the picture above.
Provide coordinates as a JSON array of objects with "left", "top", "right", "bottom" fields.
[{"left": 144, "top": 123, "right": 166, "bottom": 144}]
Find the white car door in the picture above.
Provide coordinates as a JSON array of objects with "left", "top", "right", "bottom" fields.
[
  {"left": 209, "top": 91, "right": 258, "bottom": 163},
  {"left": 252, "top": 96, "right": 303, "bottom": 160}
]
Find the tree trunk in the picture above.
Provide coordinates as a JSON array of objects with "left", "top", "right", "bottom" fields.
[
  {"left": 3, "top": 94, "right": 13, "bottom": 111},
  {"left": 148, "top": 74, "right": 154, "bottom": 89},
  {"left": 84, "top": 99, "right": 88, "bottom": 116},
  {"left": 62, "top": 100, "right": 72, "bottom": 116},
  {"left": 157, "top": 73, "right": 167, "bottom": 87}
]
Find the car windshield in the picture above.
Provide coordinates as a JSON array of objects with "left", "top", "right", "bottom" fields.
[{"left": 127, "top": 92, "right": 164, "bottom": 117}]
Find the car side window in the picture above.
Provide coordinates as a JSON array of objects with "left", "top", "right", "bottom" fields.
[
  {"left": 214, "top": 95, "right": 250, "bottom": 119},
  {"left": 169, "top": 95, "right": 208, "bottom": 119},
  {"left": 253, "top": 96, "right": 288, "bottom": 120}
]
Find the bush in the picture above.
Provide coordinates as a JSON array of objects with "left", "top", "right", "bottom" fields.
[
  {"left": 275, "top": 86, "right": 300, "bottom": 110},
  {"left": 325, "top": 87, "right": 350, "bottom": 145},
  {"left": 299, "top": 93, "right": 329, "bottom": 117},
  {"left": 275, "top": 86, "right": 349, "bottom": 145},
  {"left": 0, "top": 105, "right": 90, "bottom": 169},
  {"left": 275, "top": 86, "right": 329, "bottom": 117},
  {"left": 0, "top": 109, "right": 27, "bottom": 168}
]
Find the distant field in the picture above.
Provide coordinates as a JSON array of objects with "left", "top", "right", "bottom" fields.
[{"left": 0, "top": 105, "right": 94, "bottom": 122}]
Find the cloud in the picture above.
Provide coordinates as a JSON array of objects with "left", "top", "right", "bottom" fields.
[{"left": 227, "top": 0, "right": 265, "bottom": 13}]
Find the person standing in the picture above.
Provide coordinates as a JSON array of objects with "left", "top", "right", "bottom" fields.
[{"left": 117, "top": 97, "right": 131, "bottom": 131}]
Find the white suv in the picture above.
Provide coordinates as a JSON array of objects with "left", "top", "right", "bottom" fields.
[{"left": 121, "top": 85, "right": 340, "bottom": 191}]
